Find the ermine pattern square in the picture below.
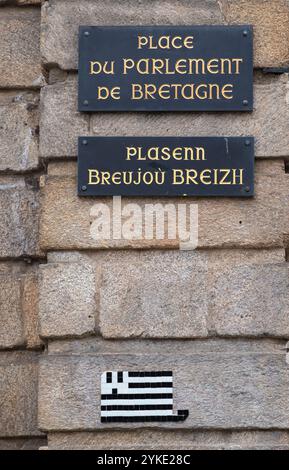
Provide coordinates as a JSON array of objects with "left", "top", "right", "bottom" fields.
[{"left": 101, "top": 371, "right": 189, "bottom": 423}]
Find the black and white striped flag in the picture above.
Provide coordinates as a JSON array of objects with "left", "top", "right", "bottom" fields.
[{"left": 101, "top": 371, "right": 189, "bottom": 423}]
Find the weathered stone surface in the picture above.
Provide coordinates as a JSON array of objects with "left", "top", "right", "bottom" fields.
[
  {"left": 23, "top": 270, "right": 43, "bottom": 350},
  {"left": 0, "top": 438, "right": 46, "bottom": 451},
  {"left": 0, "top": 263, "right": 42, "bottom": 349},
  {"left": 41, "top": 0, "right": 223, "bottom": 70},
  {"left": 98, "top": 251, "right": 289, "bottom": 338},
  {"left": 0, "top": 8, "right": 44, "bottom": 88},
  {"left": 17, "top": 1, "right": 41, "bottom": 4},
  {"left": 47, "top": 337, "right": 286, "bottom": 356},
  {"left": 40, "top": 160, "right": 289, "bottom": 251},
  {"left": 48, "top": 68, "right": 68, "bottom": 85},
  {"left": 41, "top": 0, "right": 289, "bottom": 69},
  {"left": 221, "top": 0, "right": 289, "bottom": 67},
  {"left": 0, "top": 177, "right": 41, "bottom": 258},
  {"left": 0, "top": 274, "right": 24, "bottom": 349},
  {"left": 0, "top": 352, "right": 42, "bottom": 437},
  {"left": 211, "top": 263, "right": 289, "bottom": 337},
  {"left": 0, "top": 92, "right": 39, "bottom": 172},
  {"left": 38, "top": 340, "right": 289, "bottom": 430},
  {"left": 100, "top": 251, "right": 208, "bottom": 338},
  {"left": 40, "top": 74, "right": 289, "bottom": 158},
  {"left": 39, "top": 249, "right": 288, "bottom": 339},
  {"left": 39, "top": 76, "right": 89, "bottom": 158},
  {"left": 39, "top": 262, "right": 96, "bottom": 338},
  {"left": 0, "top": 1, "right": 41, "bottom": 4},
  {"left": 48, "top": 430, "right": 289, "bottom": 450}
]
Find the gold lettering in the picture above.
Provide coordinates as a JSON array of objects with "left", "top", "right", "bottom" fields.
[
  {"left": 151, "top": 59, "right": 166, "bottom": 75},
  {"left": 158, "top": 84, "right": 171, "bottom": 99},
  {"left": 89, "top": 60, "right": 114, "bottom": 75},
  {"left": 175, "top": 59, "right": 188, "bottom": 74},
  {"left": 172, "top": 147, "right": 183, "bottom": 160},
  {"left": 188, "top": 59, "right": 206, "bottom": 74},
  {"left": 111, "top": 172, "right": 122, "bottom": 184},
  {"left": 171, "top": 36, "right": 183, "bottom": 49},
  {"left": 184, "top": 36, "right": 194, "bottom": 49},
  {"left": 88, "top": 169, "right": 99, "bottom": 185},
  {"left": 207, "top": 59, "right": 219, "bottom": 74},
  {"left": 232, "top": 168, "right": 244, "bottom": 184},
  {"left": 200, "top": 169, "right": 212, "bottom": 185},
  {"left": 137, "top": 35, "right": 195, "bottom": 50},
  {"left": 126, "top": 147, "right": 138, "bottom": 161},
  {"left": 231, "top": 58, "right": 243, "bottom": 74},
  {"left": 138, "top": 36, "right": 149, "bottom": 49},
  {"left": 193, "top": 147, "right": 206, "bottom": 161},
  {"left": 97, "top": 86, "right": 120, "bottom": 100},
  {"left": 195, "top": 84, "right": 208, "bottom": 100},
  {"left": 173, "top": 169, "right": 185, "bottom": 184},
  {"left": 123, "top": 58, "right": 135, "bottom": 74},
  {"left": 144, "top": 84, "right": 157, "bottom": 99},
  {"left": 222, "top": 83, "right": 233, "bottom": 99},
  {"left": 219, "top": 169, "right": 231, "bottom": 184},
  {"left": 186, "top": 169, "right": 198, "bottom": 184},
  {"left": 131, "top": 84, "right": 143, "bottom": 99}
]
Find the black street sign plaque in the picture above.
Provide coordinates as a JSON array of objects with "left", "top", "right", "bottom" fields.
[
  {"left": 78, "top": 136, "right": 254, "bottom": 197},
  {"left": 78, "top": 25, "right": 253, "bottom": 112}
]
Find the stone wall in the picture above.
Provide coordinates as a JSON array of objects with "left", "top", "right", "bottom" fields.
[
  {"left": 0, "top": 1, "right": 45, "bottom": 451},
  {"left": 1, "top": 0, "right": 289, "bottom": 450}
]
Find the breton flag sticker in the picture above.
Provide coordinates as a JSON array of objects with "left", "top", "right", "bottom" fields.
[{"left": 100, "top": 371, "right": 189, "bottom": 423}]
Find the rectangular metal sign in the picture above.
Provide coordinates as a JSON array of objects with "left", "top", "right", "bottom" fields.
[
  {"left": 78, "top": 137, "right": 254, "bottom": 197},
  {"left": 78, "top": 25, "right": 253, "bottom": 112}
]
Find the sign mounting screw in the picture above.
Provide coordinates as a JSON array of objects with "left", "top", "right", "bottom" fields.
[
  {"left": 84, "top": 31, "right": 90, "bottom": 37},
  {"left": 245, "top": 139, "right": 251, "bottom": 146},
  {"left": 243, "top": 30, "right": 248, "bottom": 37},
  {"left": 83, "top": 100, "right": 89, "bottom": 106},
  {"left": 245, "top": 186, "right": 250, "bottom": 192},
  {"left": 243, "top": 99, "right": 249, "bottom": 106},
  {"left": 81, "top": 185, "right": 87, "bottom": 191},
  {"left": 82, "top": 139, "right": 88, "bottom": 145}
]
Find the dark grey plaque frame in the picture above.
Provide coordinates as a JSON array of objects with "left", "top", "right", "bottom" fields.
[
  {"left": 78, "top": 136, "right": 254, "bottom": 197},
  {"left": 78, "top": 25, "right": 253, "bottom": 112}
]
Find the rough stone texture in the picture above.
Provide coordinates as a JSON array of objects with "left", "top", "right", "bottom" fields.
[
  {"left": 0, "top": 263, "right": 42, "bottom": 350},
  {"left": 41, "top": 0, "right": 224, "bottom": 70},
  {"left": 0, "top": 438, "right": 46, "bottom": 450},
  {"left": 39, "top": 75, "right": 89, "bottom": 158},
  {"left": 221, "top": 0, "right": 289, "bottom": 67},
  {"left": 0, "top": 352, "right": 42, "bottom": 437},
  {"left": 40, "top": 74, "right": 289, "bottom": 159},
  {"left": 39, "top": 262, "right": 96, "bottom": 338},
  {"left": 17, "top": 1, "right": 41, "bottom": 4},
  {"left": 39, "top": 249, "right": 288, "bottom": 339},
  {"left": 0, "top": 7, "right": 44, "bottom": 88},
  {"left": 211, "top": 263, "right": 289, "bottom": 337},
  {"left": 47, "top": 337, "right": 286, "bottom": 356},
  {"left": 102, "top": 251, "right": 207, "bottom": 338},
  {"left": 48, "top": 68, "right": 68, "bottom": 85},
  {"left": 0, "top": 92, "right": 39, "bottom": 172},
  {"left": 0, "top": 176, "right": 41, "bottom": 258},
  {"left": 48, "top": 430, "right": 289, "bottom": 450},
  {"left": 39, "top": 160, "right": 289, "bottom": 251},
  {"left": 41, "top": 0, "right": 289, "bottom": 69},
  {"left": 22, "top": 270, "right": 43, "bottom": 350},
  {"left": 0, "top": 1, "right": 41, "bottom": 4},
  {"left": 38, "top": 340, "right": 289, "bottom": 431},
  {"left": 0, "top": 274, "right": 24, "bottom": 349},
  {"left": 98, "top": 251, "right": 289, "bottom": 338}
]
